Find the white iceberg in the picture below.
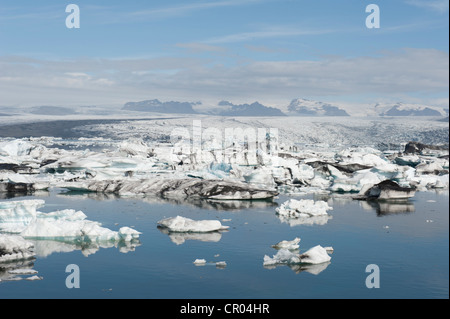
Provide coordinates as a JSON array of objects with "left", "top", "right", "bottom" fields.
[
  {"left": 61, "top": 178, "right": 278, "bottom": 200},
  {"left": 0, "top": 199, "right": 141, "bottom": 260},
  {"left": 263, "top": 245, "right": 331, "bottom": 266},
  {"left": 193, "top": 259, "right": 207, "bottom": 265},
  {"left": 276, "top": 199, "right": 332, "bottom": 219},
  {"left": 157, "top": 216, "right": 229, "bottom": 233},
  {"left": 0, "top": 234, "right": 35, "bottom": 263},
  {"left": 271, "top": 237, "right": 301, "bottom": 250}
]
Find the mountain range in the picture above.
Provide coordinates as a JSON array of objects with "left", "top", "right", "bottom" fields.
[
  {"left": 2, "top": 99, "right": 448, "bottom": 118},
  {"left": 121, "top": 99, "right": 448, "bottom": 117}
]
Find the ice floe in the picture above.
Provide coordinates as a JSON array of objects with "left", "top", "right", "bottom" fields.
[
  {"left": 275, "top": 199, "right": 333, "bottom": 226},
  {"left": 355, "top": 180, "right": 416, "bottom": 200},
  {"left": 157, "top": 216, "right": 229, "bottom": 233},
  {"left": 0, "top": 199, "right": 141, "bottom": 263},
  {"left": 0, "top": 136, "right": 447, "bottom": 203},
  {"left": 271, "top": 237, "right": 301, "bottom": 250},
  {"left": 263, "top": 245, "right": 331, "bottom": 266}
]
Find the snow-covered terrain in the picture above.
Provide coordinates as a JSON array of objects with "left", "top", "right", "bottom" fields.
[{"left": 70, "top": 116, "right": 449, "bottom": 149}]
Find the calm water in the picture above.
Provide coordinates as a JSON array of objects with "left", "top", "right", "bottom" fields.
[{"left": 0, "top": 190, "right": 448, "bottom": 299}]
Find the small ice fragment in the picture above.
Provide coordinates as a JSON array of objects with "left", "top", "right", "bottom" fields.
[
  {"left": 25, "top": 275, "right": 43, "bottom": 281},
  {"left": 215, "top": 261, "right": 227, "bottom": 268},
  {"left": 193, "top": 259, "right": 206, "bottom": 265},
  {"left": 272, "top": 237, "right": 301, "bottom": 250},
  {"left": 324, "top": 247, "right": 334, "bottom": 254}
]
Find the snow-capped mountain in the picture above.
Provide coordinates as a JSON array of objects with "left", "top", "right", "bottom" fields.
[
  {"left": 122, "top": 99, "right": 199, "bottom": 114},
  {"left": 376, "top": 103, "right": 449, "bottom": 117},
  {"left": 209, "top": 101, "right": 287, "bottom": 117},
  {"left": 287, "top": 98, "right": 350, "bottom": 116}
]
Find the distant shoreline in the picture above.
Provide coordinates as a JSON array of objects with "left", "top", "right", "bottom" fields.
[{"left": 0, "top": 118, "right": 176, "bottom": 139}]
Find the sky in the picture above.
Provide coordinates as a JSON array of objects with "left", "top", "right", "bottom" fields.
[{"left": 0, "top": 0, "right": 448, "bottom": 110}]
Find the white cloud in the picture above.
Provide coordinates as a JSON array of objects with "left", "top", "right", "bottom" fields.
[
  {"left": 0, "top": 48, "right": 447, "bottom": 107},
  {"left": 204, "top": 27, "right": 335, "bottom": 44},
  {"left": 127, "top": 0, "right": 268, "bottom": 19},
  {"left": 405, "top": 0, "right": 449, "bottom": 13}
]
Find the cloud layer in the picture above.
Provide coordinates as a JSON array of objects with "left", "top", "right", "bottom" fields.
[{"left": 0, "top": 48, "right": 448, "bottom": 107}]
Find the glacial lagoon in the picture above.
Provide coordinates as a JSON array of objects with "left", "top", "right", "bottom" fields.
[{"left": 1, "top": 189, "right": 448, "bottom": 299}]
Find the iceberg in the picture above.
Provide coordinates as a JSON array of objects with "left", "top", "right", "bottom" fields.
[
  {"left": 0, "top": 234, "right": 35, "bottom": 263},
  {"left": 157, "top": 216, "right": 229, "bottom": 233},
  {"left": 0, "top": 199, "right": 141, "bottom": 258},
  {"left": 62, "top": 178, "right": 278, "bottom": 200},
  {"left": 263, "top": 245, "right": 331, "bottom": 266},
  {"left": 271, "top": 237, "right": 301, "bottom": 250},
  {"left": 276, "top": 199, "right": 332, "bottom": 219},
  {"left": 354, "top": 180, "right": 416, "bottom": 200}
]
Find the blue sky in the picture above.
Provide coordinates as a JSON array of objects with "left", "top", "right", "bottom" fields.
[{"left": 0, "top": 0, "right": 448, "bottom": 108}]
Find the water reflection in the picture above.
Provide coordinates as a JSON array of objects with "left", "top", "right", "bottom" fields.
[
  {"left": 157, "top": 227, "right": 227, "bottom": 245},
  {"left": 276, "top": 214, "right": 332, "bottom": 227},
  {"left": 359, "top": 200, "right": 415, "bottom": 216},
  {"left": 0, "top": 259, "right": 39, "bottom": 282},
  {"left": 58, "top": 190, "right": 278, "bottom": 211},
  {"left": 264, "top": 261, "right": 331, "bottom": 275}
]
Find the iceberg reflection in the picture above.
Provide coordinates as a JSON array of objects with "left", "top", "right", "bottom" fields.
[
  {"left": 360, "top": 199, "right": 415, "bottom": 216},
  {"left": 158, "top": 227, "right": 227, "bottom": 245}
]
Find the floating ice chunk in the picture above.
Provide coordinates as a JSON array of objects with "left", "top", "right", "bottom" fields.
[
  {"left": 193, "top": 259, "right": 206, "bottom": 265},
  {"left": 62, "top": 178, "right": 278, "bottom": 200},
  {"left": 215, "top": 261, "right": 227, "bottom": 268},
  {"left": 157, "top": 216, "right": 229, "bottom": 233},
  {"left": 1, "top": 199, "right": 141, "bottom": 248},
  {"left": 0, "top": 199, "right": 45, "bottom": 232},
  {"left": 355, "top": 180, "right": 415, "bottom": 200},
  {"left": 118, "top": 227, "right": 141, "bottom": 242},
  {"left": 25, "top": 275, "right": 43, "bottom": 281},
  {"left": 263, "top": 249, "right": 302, "bottom": 266},
  {"left": 263, "top": 245, "right": 331, "bottom": 266},
  {"left": 272, "top": 237, "right": 301, "bottom": 250},
  {"left": 299, "top": 245, "right": 332, "bottom": 264},
  {"left": 276, "top": 199, "right": 332, "bottom": 218}
]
